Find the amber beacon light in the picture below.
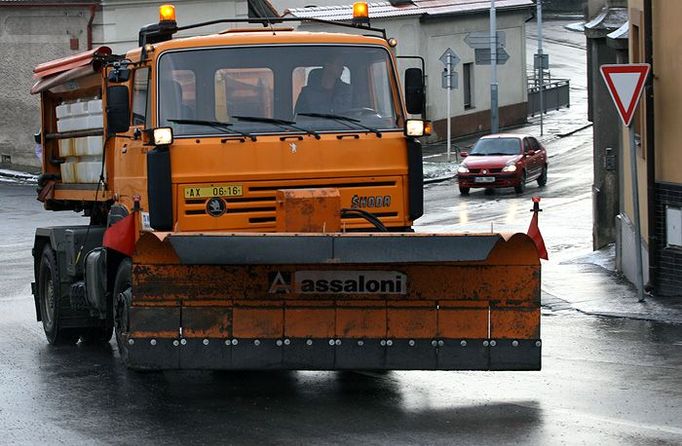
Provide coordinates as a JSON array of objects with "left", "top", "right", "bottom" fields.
[
  {"left": 352, "top": 2, "right": 369, "bottom": 25},
  {"left": 159, "top": 4, "right": 176, "bottom": 22}
]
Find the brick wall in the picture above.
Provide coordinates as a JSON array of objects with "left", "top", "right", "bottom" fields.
[{"left": 654, "top": 182, "right": 682, "bottom": 297}]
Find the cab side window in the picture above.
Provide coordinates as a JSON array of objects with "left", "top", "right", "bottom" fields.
[{"left": 132, "top": 68, "right": 150, "bottom": 126}]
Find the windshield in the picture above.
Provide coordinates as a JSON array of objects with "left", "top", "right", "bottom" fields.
[
  {"left": 157, "top": 45, "right": 402, "bottom": 136},
  {"left": 469, "top": 138, "right": 521, "bottom": 156}
]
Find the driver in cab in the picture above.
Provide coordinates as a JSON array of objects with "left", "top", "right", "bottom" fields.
[{"left": 295, "top": 57, "right": 352, "bottom": 115}]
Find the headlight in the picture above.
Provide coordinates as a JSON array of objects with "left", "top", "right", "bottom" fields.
[
  {"left": 153, "top": 127, "right": 173, "bottom": 145},
  {"left": 405, "top": 119, "right": 425, "bottom": 137},
  {"left": 502, "top": 164, "right": 517, "bottom": 172},
  {"left": 457, "top": 165, "right": 469, "bottom": 174}
]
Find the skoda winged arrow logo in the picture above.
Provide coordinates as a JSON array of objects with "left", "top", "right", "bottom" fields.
[{"left": 206, "top": 197, "right": 226, "bottom": 217}]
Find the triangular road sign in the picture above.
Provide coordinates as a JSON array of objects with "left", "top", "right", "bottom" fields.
[{"left": 600, "top": 64, "right": 651, "bottom": 127}]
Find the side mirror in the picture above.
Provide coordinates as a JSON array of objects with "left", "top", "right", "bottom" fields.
[
  {"left": 459, "top": 151, "right": 469, "bottom": 158},
  {"left": 405, "top": 68, "right": 425, "bottom": 115},
  {"left": 106, "top": 86, "right": 130, "bottom": 135},
  {"left": 108, "top": 66, "right": 130, "bottom": 83}
]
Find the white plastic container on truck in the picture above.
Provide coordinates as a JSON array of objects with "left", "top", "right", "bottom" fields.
[
  {"left": 59, "top": 157, "right": 78, "bottom": 183},
  {"left": 75, "top": 155, "right": 104, "bottom": 183},
  {"left": 58, "top": 138, "right": 75, "bottom": 157},
  {"left": 74, "top": 136, "right": 103, "bottom": 156}
]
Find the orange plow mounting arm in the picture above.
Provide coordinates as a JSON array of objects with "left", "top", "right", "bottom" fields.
[{"left": 125, "top": 232, "right": 541, "bottom": 371}]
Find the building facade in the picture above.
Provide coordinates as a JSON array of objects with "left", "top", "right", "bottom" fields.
[
  {"left": 584, "top": 0, "right": 628, "bottom": 250},
  {"left": 617, "top": 0, "right": 682, "bottom": 297},
  {"left": 0, "top": 0, "right": 99, "bottom": 169}
]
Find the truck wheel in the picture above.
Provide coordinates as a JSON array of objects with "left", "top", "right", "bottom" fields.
[
  {"left": 459, "top": 187, "right": 470, "bottom": 195},
  {"left": 38, "top": 245, "right": 79, "bottom": 345},
  {"left": 113, "top": 258, "right": 132, "bottom": 365}
]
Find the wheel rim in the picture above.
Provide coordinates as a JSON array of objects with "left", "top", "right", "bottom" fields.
[
  {"left": 40, "top": 265, "right": 55, "bottom": 330},
  {"left": 115, "top": 287, "right": 132, "bottom": 336}
]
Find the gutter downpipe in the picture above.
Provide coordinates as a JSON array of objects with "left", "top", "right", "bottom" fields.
[
  {"left": 87, "top": 4, "right": 96, "bottom": 50},
  {"left": 644, "top": 0, "right": 655, "bottom": 294}
]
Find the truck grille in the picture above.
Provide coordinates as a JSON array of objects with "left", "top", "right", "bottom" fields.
[{"left": 179, "top": 178, "right": 402, "bottom": 229}]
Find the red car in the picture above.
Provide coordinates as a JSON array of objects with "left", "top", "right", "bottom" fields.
[{"left": 456, "top": 133, "right": 548, "bottom": 195}]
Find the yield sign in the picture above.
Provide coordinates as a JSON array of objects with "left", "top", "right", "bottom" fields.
[{"left": 600, "top": 64, "right": 651, "bottom": 127}]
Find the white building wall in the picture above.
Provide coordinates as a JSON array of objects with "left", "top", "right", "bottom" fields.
[
  {"left": 97, "top": 0, "right": 249, "bottom": 54},
  {"left": 421, "top": 12, "right": 528, "bottom": 124}
]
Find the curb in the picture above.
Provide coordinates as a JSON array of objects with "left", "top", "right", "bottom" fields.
[{"left": 542, "top": 289, "right": 682, "bottom": 326}]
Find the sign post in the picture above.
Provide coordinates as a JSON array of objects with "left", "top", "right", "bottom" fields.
[
  {"left": 440, "top": 48, "right": 460, "bottom": 162},
  {"left": 600, "top": 63, "right": 651, "bottom": 302},
  {"left": 490, "top": 0, "right": 498, "bottom": 133},
  {"left": 536, "top": 0, "right": 544, "bottom": 136}
]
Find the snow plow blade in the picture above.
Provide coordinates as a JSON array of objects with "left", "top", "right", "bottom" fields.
[{"left": 126, "top": 232, "right": 541, "bottom": 371}]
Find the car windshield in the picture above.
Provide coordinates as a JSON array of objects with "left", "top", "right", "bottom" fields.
[
  {"left": 469, "top": 137, "right": 521, "bottom": 156},
  {"left": 157, "top": 45, "right": 402, "bottom": 136}
]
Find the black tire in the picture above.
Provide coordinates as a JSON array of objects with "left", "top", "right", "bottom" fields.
[
  {"left": 537, "top": 165, "right": 548, "bottom": 187},
  {"left": 38, "top": 245, "right": 80, "bottom": 345},
  {"left": 113, "top": 258, "right": 132, "bottom": 365},
  {"left": 514, "top": 171, "right": 527, "bottom": 194},
  {"left": 459, "top": 187, "right": 470, "bottom": 195}
]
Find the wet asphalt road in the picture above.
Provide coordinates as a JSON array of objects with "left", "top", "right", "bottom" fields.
[
  {"left": 0, "top": 192, "right": 681, "bottom": 446},
  {"left": 2, "top": 138, "right": 682, "bottom": 445},
  {"left": 2, "top": 21, "right": 682, "bottom": 446}
]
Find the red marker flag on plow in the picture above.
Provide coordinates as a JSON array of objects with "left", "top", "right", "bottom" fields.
[
  {"left": 102, "top": 213, "right": 137, "bottom": 257},
  {"left": 527, "top": 197, "right": 548, "bottom": 260}
]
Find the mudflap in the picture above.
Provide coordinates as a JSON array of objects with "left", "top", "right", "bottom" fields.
[{"left": 125, "top": 232, "right": 541, "bottom": 371}]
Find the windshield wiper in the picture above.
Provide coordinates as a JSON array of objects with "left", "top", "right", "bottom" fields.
[
  {"left": 295, "top": 112, "right": 382, "bottom": 138},
  {"left": 232, "top": 115, "right": 320, "bottom": 139},
  {"left": 167, "top": 118, "right": 256, "bottom": 141}
]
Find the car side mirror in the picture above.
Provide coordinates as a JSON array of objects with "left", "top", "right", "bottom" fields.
[
  {"left": 106, "top": 85, "right": 130, "bottom": 135},
  {"left": 459, "top": 151, "right": 469, "bottom": 158},
  {"left": 404, "top": 68, "right": 425, "bottom": 115}
]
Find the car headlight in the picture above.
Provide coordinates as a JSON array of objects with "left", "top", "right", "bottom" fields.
[
  {"left": 502, "top": 164, "right": 517, "bottom": 172},
  {"left": 457, "top": 165, "right": 469, "bottom": 174}
]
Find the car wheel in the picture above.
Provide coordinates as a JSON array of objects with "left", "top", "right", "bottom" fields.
[
  {"left": 514, "top": 171, "right": 527, "bottom": 194},
  {"left": 537, "top": 165, "right": 548, "bottom": 187},
  {"left": 459, "top": 187, "right": 470, "bottom": 195},
  {"left": 38, "top": 245, "right": 80, "bottom": 345},
  {"left": 114, "top": 258, "right": 132, "bottom": 366}
]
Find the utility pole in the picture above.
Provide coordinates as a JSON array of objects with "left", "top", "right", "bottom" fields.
[
  {"left": 537, "top": 0, "right": 544, "bottom": 136},
  {"left": 447, "top": 52, "right": 452, "bottom": 161},
  {"left": 490, "top": 0, "right": 499, "bottom": 133}
]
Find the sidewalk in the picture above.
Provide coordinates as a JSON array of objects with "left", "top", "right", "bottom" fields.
[{"left": 542, "top": 245, "right": 682, "bottom": 325}]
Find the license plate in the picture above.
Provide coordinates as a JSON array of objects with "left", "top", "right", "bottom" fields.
[
  {"left": 184, "top": 184, "right": 243, "bottom": 199},
  {"left": 474, "top": 177, "right": 495, "bottom": 183}
]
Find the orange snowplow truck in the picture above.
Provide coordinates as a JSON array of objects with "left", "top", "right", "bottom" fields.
[{"left": 30, "top": 4, "right": 541, "bottom": 370}]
